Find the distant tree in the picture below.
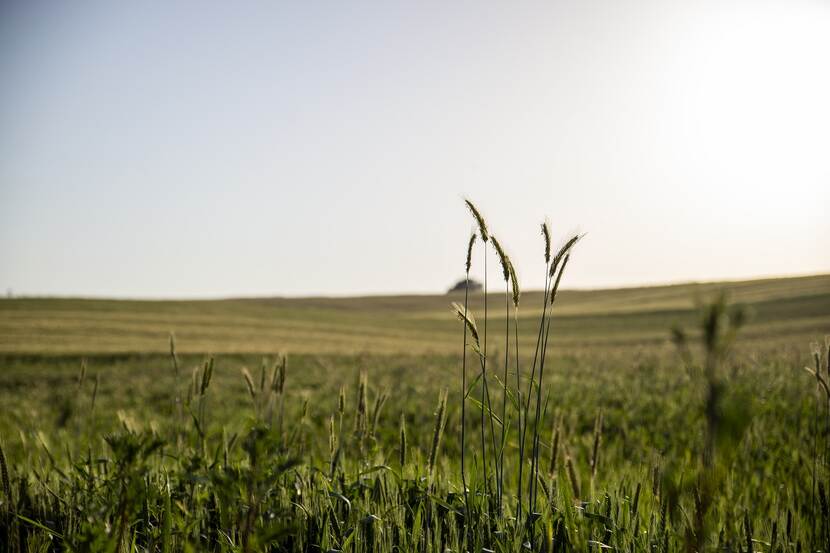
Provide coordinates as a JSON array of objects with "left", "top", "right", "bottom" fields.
[{"left": 447, "top": 278, "right": 483, "bottom": 294}]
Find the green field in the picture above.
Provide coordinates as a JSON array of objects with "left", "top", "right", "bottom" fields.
[{"left": 0, "top": 274, "right": 828, "bottom": 552}]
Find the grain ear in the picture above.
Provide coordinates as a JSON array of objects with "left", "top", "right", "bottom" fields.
[
  {"left": 464, "top": 199, "right": 489, "bottom": 242},
  {"left": 451, "top": 302, "right": 480, "bottom": 346},
  {"left": 465, "top": 232, "right": 477, "bottom": 274},
  {"left": 428, "top": 389, "right": 448, "bottom": 478},
  {"left": 491, "top": 235, "right": 511, "bottom": 283},
  {"left": 509, "top": 261, "right": 520, "bottom": 309}
]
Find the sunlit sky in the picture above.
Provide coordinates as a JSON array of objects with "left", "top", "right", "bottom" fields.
[{"left": 1, "top": 1, "right": 828, "bottom": 298}]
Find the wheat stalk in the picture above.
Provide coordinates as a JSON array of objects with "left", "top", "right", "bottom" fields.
[
  {"left": 492, "top": 234, "right": 511, "bottom": 514},
  {"left": 458, "top": 233, "right": 476, "bottom": 527},
  {"left": 464, "top": 199, "right": 498, "bottom": 520}
]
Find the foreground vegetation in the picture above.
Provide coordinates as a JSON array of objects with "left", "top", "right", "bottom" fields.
[{"left": 0, "top": 204, "right": 828, "bottom": 552}]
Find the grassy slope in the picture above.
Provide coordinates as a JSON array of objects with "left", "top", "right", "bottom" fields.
[
  {"left": 0, "top": 276, "right": 827, "bottom": 550},
  {"left": 0, "top": 274, "right": 827, "bottom": 355}
]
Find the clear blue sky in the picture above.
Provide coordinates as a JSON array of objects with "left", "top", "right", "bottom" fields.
[{"left": 1, "top": 1, "right": 828, "bottom": 298}]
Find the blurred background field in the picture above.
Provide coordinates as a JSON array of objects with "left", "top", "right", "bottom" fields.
[
  {"left": 1, "top": 274, "right": 827, "bottom": 355},
  {"left": 1, "top": 273, "right": 826, "bottom": 463}
]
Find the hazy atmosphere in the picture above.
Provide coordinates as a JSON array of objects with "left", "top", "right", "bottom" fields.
[{"left": 2, "top": 0, "right": 828, "bottom": 298}]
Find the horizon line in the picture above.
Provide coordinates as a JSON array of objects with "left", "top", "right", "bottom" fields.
[{"left": 2, "top": 271, "right": 827, "bottom": 303}]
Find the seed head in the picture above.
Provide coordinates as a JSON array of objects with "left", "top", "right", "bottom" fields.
[
  {"left": 549, "top": 234, "right": 582, "bottom": 278},
  {"left": 428, "top": 389, "right": 448, "bottom": 476},
  {"left": 550, "top": 253, "right": 571, "bottom": 305},
  {"left": 200, "top": 357, "right": 213, "bottom": 395},
  {"left": 491, "top": 235, "right": 511, "bottom": 282},
  {"left": 464, "top": 199, "right": 489, "bottom": 242},
  {"left": 465, "top": 232, "right": 477, "bottom": 274},
  {"left": 812, "top": 342, "right": 822, "bottom": 371},
  {"left": 399, "top": 413, "right": 407, "bottom": 467},
  {"left": 509, "top": 262, "right": 520, "bottom": 308},
  {"left": 241, "top": 367, "right": 256, "bottom": 399},
  {"left": 452, "top": 301, "right": 480, "bottom": 346},
  {"left": 541, "top": 222, "right": 551, "bottom": 264}
]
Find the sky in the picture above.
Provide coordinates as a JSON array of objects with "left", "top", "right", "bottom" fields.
[{"left": 1, "top": 0, "right": 828, "bottom": 298}]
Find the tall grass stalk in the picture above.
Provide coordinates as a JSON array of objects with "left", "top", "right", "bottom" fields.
[
  {"left": 589, "top": 409, "right": 603, "bottom": 494},
  {"left": 460, "top": 231, "right": 476, "bottom": 523},
  {"left": 518, "top": 233, "right": 578, "bottom": 521},
  {"left": 465, "top": 199, "right": 498, "bottom": 521},
  {"left": 515, "top": 228, "right": 552, "bottom": 522},
  {"left": 531, "top": 250, "right": 573, "bottom": 510},
  {"left": 491, "top": 235, "right": 511, "bottom": 515}
]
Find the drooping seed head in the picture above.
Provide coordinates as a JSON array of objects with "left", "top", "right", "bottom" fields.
[
  {"left": 465, "top": 232, "right": 477, "bottom": 274},
  {"left": 509, "top": 262, "right": 520, "bottom": 308},
  {"left": 464, "top": 199, "right": 489, "bottom": 242},
  {"left": 549, "top": 253, "right": 571, "bottom": 305},
  {"left": 549, "top": 233, "right": 583, "bottom": 278},
  {"left": 451, "top": 301, "right": 480, "bottom": 345},
  {"left": 541, "top": 221, "right": 551, "bottom": 264},
  {"left": 241, "top": 367, "right": 256, "bottom": 399},
  {"left": 491, "top": 236, "right": 511, "bottom": 282}
]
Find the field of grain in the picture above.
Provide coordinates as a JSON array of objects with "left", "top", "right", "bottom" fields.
[
  {"left": 0, "top": 272, "right": 828, "bottom": 552},
  {"left": 2, "top": 273, "right": 827, "bottom": 355}
]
